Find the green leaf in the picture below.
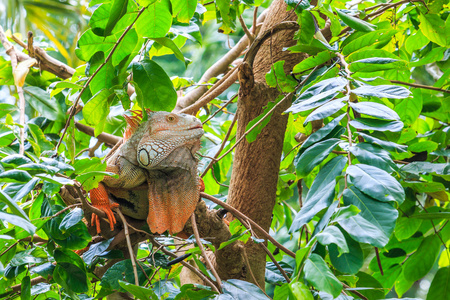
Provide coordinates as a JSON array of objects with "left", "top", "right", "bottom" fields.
[
  {"left": 301, "top": 114, "right": 345, "bottom": 149},
  {"left": 287, "top": 77, "right": 347, "bottom": 113},
  {"left": 356, "top": 132, "right": 408, "bottom": 153},
  {"left": 0, "top": 211, "right": 36, "bottom": 235},
  {"left": 101, "top": 260, "right": 151, "bottom": 291},
  {"left": 349, "top": 143, "right": 397, "bottom": 173},
  {"left": 401, "top": 162, "right": 450, "bottom": 176},
  {"left": 21, "top": 275, "right": 31, "bottom": 300},
  {"left": 342, "top": 29, "right": 398, "bottom": 56},
  {"left": 340, "top": 185, "right": 398, "bottom": 247},
  {"left": 304, "top": 253, "right": 343, "bottom": 298},
  {"left": 349, "top": 101, "right": 400, "bottom": 121},
  {"left": 426, "top": 267, "right": 450, "bottom": 300},
  {"left": 289, "top": 281, "right": 314, "bottom": 300},
  {"left": 403, "top": 235, "right": 440, "bottom": 282},
  {"left": 135, "top": 0, "right": 172, "bottom": 38},
  {"left": 0, "top": 170, "right": 32, "bottom": 183},
  {"left": 395, "top": 216, "right": 422, "bottom": 241},
  {"left": 0, "top": 154, "right": 32, "bottom": 166},
  {"left": 296, "top": 9, "right": 315, "bottom": 44},
  {"left": 316, "top": 225, "right": 349, "bottom": 255},
  {"left": 304, "top": 98, "right": 346, "bottom": 124},
  {"left": 171, "top": 0, "right": 197, "bottom": 23},
  {"left": 23, "top": 87, "right": 64, "bottom": 121},
  {"left": 418, "top": 13, "right": 450, "bottom": 47},
  {"left": 266, "top": 61, "right": 298, "bottom": 92},
  {"left": 0, "top": 103, "right": 17, "bottom": 119},
  {"left": 395, "top": 89, "right": 423, "bottom": 126},
  {"left": 335, "top": 9, "right": 376, "bottom": 32},
  {"left": 290, "top": 181, "right": 335, "bottom": 233},
  {"left": 293, "top": 51, "right": 336, "bottom": 74},
  {"left": 352, "top": 85, "right": 411, "bottom": 99},
  {"left": 28, "top": 123, "right": 54, "bottom": 152},
  {"left": 83, "top": 89, "right": 115, "bottom": 135},
  {"left": 350, "top": 118, "right": 403, "bottom": 132},
  {"left": 346, "top": 164, "right": 405, "bottom": 204},
  {"left": 132, "top": 60, "right": 177, "bottom": 111},
  {"left": 329, "top": 231, "right": 363, "bottom": 275},
  {"left": 295, "top": 138, "right": 341, "bottom": 178},
  {"left": 347, "top": 49, "right": 401, "bottom": 63},
  {"left": 54, "top": 248, "right": 88, "bottom": 293},
  {"left": 349, "top": 58, "right": 407, "bottom": 73},
  {"left": 408, "top": 140, "right": 438, "bottom": 153},
  {"left": 222, "top": 279, "right": 269, "bottom": 300},
  {"left": 59, "top": 208, "right": 84, "bottom": 233},
  {"left": 104, "top": 0, "right": 128, "bottom": 37},
  {"left": 152, "top": 37, "right": 186, "bottom": 65},
  {"left": 119, "top": 281, "right": 158, "bottom": 300},
  {"left": 0, "top": 188, "right": 30, "bottom": 220}
]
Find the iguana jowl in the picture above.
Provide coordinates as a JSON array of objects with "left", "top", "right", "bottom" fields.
[{"left": 89, "top": 111, "right": 204, "bottom": 235}]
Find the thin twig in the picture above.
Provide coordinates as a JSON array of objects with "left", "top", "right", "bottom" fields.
[
  {"left": 375, "top": 247, "right": 384, "bottom": 276},
  {"left": 116, "top": 209, "right": 139, "bottom": 285},
  {"left": 390, "top": 80, "right": 450, "bottom": 94},
  {"left": 191, "top": 214, "right": 223, "bottom": 292},
  {"left": 252, "top": 7, "right": 259, "bottom": 35},
  {"left": 150, "top": 237, "right": 220, "bottom": 293},
  {"left": 201, "top": 112, "right": 238, "bottom": 177},
  {"left": 342, "top": 282, "right": 369, "bottom": 300},
  {"left": 202, "top": 94, "right": 238, "bottom": 124},
  {"left": 55, "top": 7, "right": 146, "bottom": 152},
  {"left": 239, "top": 15, "right": 254, "bottom": 44},
  {"left": 200, "top": 192, "right": 296, "bottom": 258}
]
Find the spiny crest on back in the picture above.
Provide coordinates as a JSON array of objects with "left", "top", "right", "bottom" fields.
[{"left": 122, "top": 109, "right": 154, "bottom": 141}]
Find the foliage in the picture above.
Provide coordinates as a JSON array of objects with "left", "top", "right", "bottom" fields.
[{"left": 0, "top": 0, "right": 449, "bottom": 299}]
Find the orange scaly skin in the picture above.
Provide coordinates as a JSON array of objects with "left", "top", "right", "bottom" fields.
[{"left": 89, "top": 111, "right": 204, "bottom": 235}]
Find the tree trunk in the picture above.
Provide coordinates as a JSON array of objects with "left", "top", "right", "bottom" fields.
[{"left": 227, "top": 0, "right": 306, "bottom": 288}]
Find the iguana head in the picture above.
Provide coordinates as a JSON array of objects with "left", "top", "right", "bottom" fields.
[{"left": 136, "top": 111, "right": 204, "bottom": 169}]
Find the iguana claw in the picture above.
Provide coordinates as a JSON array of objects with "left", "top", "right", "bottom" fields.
[{"left": 90, "top": 183, "right": 119, "bottom": 233}]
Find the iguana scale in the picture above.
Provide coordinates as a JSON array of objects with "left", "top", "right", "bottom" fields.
[{"left": 89, "top": 111, "right": 204, "bottom": 235}]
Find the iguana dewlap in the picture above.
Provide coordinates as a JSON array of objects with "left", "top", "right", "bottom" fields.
[{"left": 89, "top": 111, "right": 204, "bottom": 235}]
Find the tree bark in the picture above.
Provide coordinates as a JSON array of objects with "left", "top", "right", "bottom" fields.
[{"left": 227, "top": 0, "right": 306, "bottom": 287}]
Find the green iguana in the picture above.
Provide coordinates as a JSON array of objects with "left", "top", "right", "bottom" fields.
[{"left": 89, "top": 111, "right": 204, "bottom": 235}]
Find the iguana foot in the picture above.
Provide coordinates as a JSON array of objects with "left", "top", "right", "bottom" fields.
[{"left": 89, "top": 183, "right": 119, "bottom": 233}]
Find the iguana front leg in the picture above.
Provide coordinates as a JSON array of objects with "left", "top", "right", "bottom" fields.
[{"left": 90, "top": 156, "right": 147, "bottom": 233}]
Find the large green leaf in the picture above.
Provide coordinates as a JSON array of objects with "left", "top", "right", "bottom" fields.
[
  {"left": 53, "top": 248, "right": 89, "bottom": 293},
  {"left": 295, "top": 138, "right": 341, "bottom": 177},
  {"left": 356, "top": 132, "right": 408, "bottom": 153},
  {"left": 304, "top": 98, "right": 346, "bottom": 124},
  {"left": 132, "top": 60, "right": 177, "bottom": 111},
  {"left": 346, "top": 164, "right": 405, "bottom": 204},
  {"left": 221, "top": 279, "right": 269, "bottom": 300},
  {"left": 23, "top": 87, "right": 64, "bottom": 121},
  {"left": 0, "top": 211, "right": 36, "bottom": 235},
  {"left": 349, "top": 58, "right": 407, "bottom": 73},
  {"left": 403, "top": 235, "right": 440, "bottom": 282},
  {"left": 119, "top": 282, "right": 159, "bottom": 300},
  {"left": 301, "top": 114, "right": 345, "bottom": 149},
  {"left": 286, "top": 77, "right": 347, "bottom": 113},
  {"left": 340, "top": 185, "right": 398, "bottom": 247},
  {"left": 0, "top": 188, "right": 30, "bottom": 220},
  {"left": 316, "top": 225, "right": 349, "bottom": 255},
  {"left": 342, "top": 29, "right": 398, "bottom": 56},
  {"left": 304, "top": 254, "right": 343, "bottom": 298},
  {"left": 289, "top": 180, "right": 335, "bottom": 233},
  {"left": 352, "top": 85, "right": 411, "bottom": 99},
  {"left": 329, "top": 231, "right": 363, "bottom": 275},
  {"left": 135, "top": 0, "right": 172, "bottom": 38},
  {"left": 0, "top": 170, "right": 32, "bottom": 183},
  {"left": 349, "top": 143, "right": 397, "bottom": 172},
  {"left": 335, "top": 9, "right": 376, "bottom": 32},
  {"left": 349, "top": 118, "right": 403, "bottom": 132},
  {"left": 293, "top": 51, "right": 336, "bottom": 74},
  {"left": 418, "top": 13, "right": 450, "bottom": 47},
  {"left": 104, "top": 0, "right": 128, "bottom": 36},
  {"left": 349, "top": 101, "right": 400, "bottom": 121},
  {"left": 427, "top": 267, "right": 450, "bottom": 300},
  {"left": 395, "top": 89, "right": 423, "bottom": 126},
  {"left": 171, "top": 0, "right": 197, "bottom": 23}
]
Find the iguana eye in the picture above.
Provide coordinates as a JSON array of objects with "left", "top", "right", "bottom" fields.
[{"left": 166, "top": 115, "right": 176, "bottom": 122}]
